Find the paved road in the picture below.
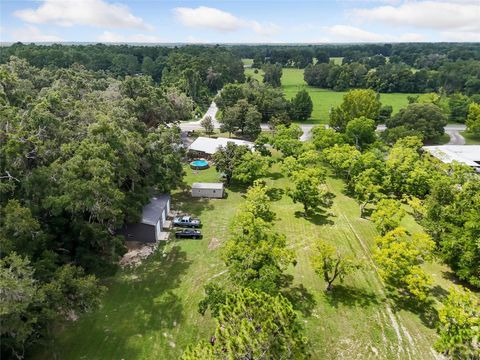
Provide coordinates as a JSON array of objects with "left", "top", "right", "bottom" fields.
[
  {"left": 179, "top": 101, "right": 315, "bottom": 141},
  {"left": 376, "top": 124, "right": 467, "bottom": 145},
  {"left": 445, "top": 129, "right": 466, "bottom": 145},
  {"left": 180, "top": 104, "right": 467, "bottom": 144},
  {"left": 376, "top": 124, "right": 466, "bottom": 131}
]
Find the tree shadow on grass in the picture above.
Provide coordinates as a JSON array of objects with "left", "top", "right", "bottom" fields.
[
  {"left": 226, "top": 182, "right": 249, "bottom": 194},
  {"left": 172, "top": 191, "right": 214, "bottom": 216},
  {"left": 282, "top": 284, "right": 317, "bottom": 317},
  {"left": 325, "top": 284, "right": 381, "bottom": 309},
  {"left": 294, "top": 210, "right": 335, "bottom": 226},
  {"left": 361, "top": 207, "right": 375, "bottom": 218},
  {"left": 387, "top": 290, "right": 439, "bottom": 329},
  {"left": 430, "top": 285, "right": 449, "bottom": 302},
  {"left": 278, "top": 274, "right": 317, "bottom": 317},
  {"left": 266, "top": 187, "right": 284, "bottom": 201},
  {"left": 37, "top": 245, "right": 192, "bottom": 360},
  {"left": 132, "top": 245, "right": 191, "bottom": 332},
  {"left": 441, "top": 270, "right": 478, "bottom": 291},
  {"left": 266, "top": 171, "right": 283, "bottom": 180}
]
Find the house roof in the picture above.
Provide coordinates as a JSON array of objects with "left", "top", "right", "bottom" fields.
[
  {"left": 141, "top": 194, "right": 170, "bottom": 226},
  {"left": 192, "top": 182, "right": 224, "bottom": 190},
  {"left": 188, "top": 137, "right": 254, "bottom": 155},
  {"left": 423, "top": 145, "right": 480, "bottom": 167}
]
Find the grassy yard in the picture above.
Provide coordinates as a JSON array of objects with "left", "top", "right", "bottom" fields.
[
  {"left": 34, "top": 161, "right": 462, "bottom": 359},
  {"left": 245, "top": 67, "right": 417, "bottom": 124},
  {"left": 461, "top": 131, "right": 480, "bottom": 144}
]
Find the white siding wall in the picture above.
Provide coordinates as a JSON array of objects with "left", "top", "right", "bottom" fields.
[
  {"left": 155, "top": 220, "right": 161, "bottom": 241},
  {"left": 191, "top": 188, "right": 223, "bottom": 198},
  {"left": 161, "top": 208, "right": 166, "bottom": 224}
]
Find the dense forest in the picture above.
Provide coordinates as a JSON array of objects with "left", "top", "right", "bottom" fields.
[{"left": 0, "top": 45, "right": 243, "bottom": 358}]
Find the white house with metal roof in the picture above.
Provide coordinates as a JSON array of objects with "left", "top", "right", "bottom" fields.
[
  {"left": 423, "top": 145, "right": 480, "bottom": 171},
  {"left": 188, "top": 137, "right": 254, "bottom": 155},
  {"left": 191, "top": 182, "right": 224, "bottom": 198}
]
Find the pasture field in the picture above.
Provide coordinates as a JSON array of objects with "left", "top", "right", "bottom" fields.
[
  {"left": 330, "top": 56, "right": 344, "bottom": 65},
  {"left": 34, "top": 163, "right": 459, "bottom": 360},
  {"left": 245, "top": 66, "right": 416, "bottom": 124},
  {"left": 241, "top": 58, "right": 253, "bottom": 67}
]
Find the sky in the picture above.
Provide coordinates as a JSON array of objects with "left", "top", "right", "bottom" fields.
[{"left": 0, "top": 0, "right": 479, "bottom": 44}]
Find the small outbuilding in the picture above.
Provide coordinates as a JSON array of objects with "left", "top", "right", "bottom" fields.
[
  {"left": 118, "top": 194, "right": 171, "bottom": 243},
  {"left": 191, "top": 182, "right": 224, "bottom": 198}
]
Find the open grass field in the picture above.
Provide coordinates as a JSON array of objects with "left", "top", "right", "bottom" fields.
[
  {"left": 461, "top": 131, "right": 480, "bottom": 144},
  {"left": 245, "top": 67, "right": 417, "bottom": 124},
  {"left": 34, "top": 161, "right": 462, "bottom": 360},
  {"left": 330, "top": 57, "right": 344, "bottom": 65},
  {"left": 242, "top": 58, "right": 253, "bottom": 66}
]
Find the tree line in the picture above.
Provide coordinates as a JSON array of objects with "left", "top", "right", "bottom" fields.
[
  {"left": 232, "top": 43, "right": 480, "bottom": 69},
  {"left": 304, "top": 59, "right": 480, "bottom": 94}
]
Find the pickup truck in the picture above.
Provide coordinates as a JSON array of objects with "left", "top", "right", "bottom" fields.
[
  {"left": 175, "top": 229, "right": 202, "bottom": 239},
  {"left": 173, "top": 215, "right": 201, "bottom": 228}
]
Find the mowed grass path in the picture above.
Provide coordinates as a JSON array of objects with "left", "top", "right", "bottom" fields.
[
  {"left": 34, "top": 163, "right": 458, "bottom": 359},
  {"left": 265, "top": 165, "right": 446, "bottom": 360},
  {"left": 245, "top": 67, "right": 416, "bottom": 124}
]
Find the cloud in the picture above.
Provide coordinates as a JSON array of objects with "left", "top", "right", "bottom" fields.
[
  {"left": 186, "top": 35, "right": 211, "bottom": 43},
  {"left": 98, "top": 31, "right": 162, "bottom": 43},
  {"left": 14, "top": 0, "right": 151, "bottom": 30},
  {"left": 323, "top": 25, "right": 391, "bottom": 42},
  {"left": 10, "top": 25, "right": 63, "bottom": 42},
  {"left": 173, "top": 6, "right": 245, "bottom": 32},
  {"left": 398, "top": 33, "right": 427, "bottom": 42},
  {"left": 251, "top": 21, "right": 281, "bottom": 36},
  {"left": 441, "top": 31, "right": 480, "bottom": 42},
  {"left": 173, "top": 6, "right": 280, "bottom": 36},
  {"left": 319, "top": 25, "right": 426, "bottom": 42},
  {"left": 352, "top": 1, "right": 480, "bottom": 32}
]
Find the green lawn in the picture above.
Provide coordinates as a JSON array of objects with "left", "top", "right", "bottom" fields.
[
  {"left": 461, "top": 131, "right": 480, "bottom": 144},
  {"left": 330, "top": 57, "right": 343, "bottom": 65},
  {"left": 34, "top": 162, "right": 462, "bottom": 359},
  {"left": 241, "top": 58, "right": 253, "bottom": 66},
  {"left": 246, "top": 67, "right": 417, "bottom": 124}
]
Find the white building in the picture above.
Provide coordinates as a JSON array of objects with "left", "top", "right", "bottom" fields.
[
  {"left": 188, "top": 137, "right": 254, "bottom": 156},
  {"left": 191, "top": 182, "right": 224, "bottom": 198},
  {"left": 423, "top": 145, "right": 480, "bottom": 172}
]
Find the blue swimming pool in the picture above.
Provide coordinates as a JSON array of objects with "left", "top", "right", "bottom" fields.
[{"left": 190, "top": 159, "right": 209, "bottom": 169}]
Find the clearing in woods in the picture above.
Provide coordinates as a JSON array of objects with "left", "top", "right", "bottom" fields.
[
  {"left": 245, "top": 65, "right": 417, "bottom": 124},
  {"left": 34, "top": 164, "right": 456, "bottom": 360}
]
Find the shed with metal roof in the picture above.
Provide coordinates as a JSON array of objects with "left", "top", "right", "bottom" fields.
[
  {"left": 118, "top": 194, "right": 171, "bottom": 243},
  {"left": 191, "top": 182, "right": 224, "bottom": 198}
]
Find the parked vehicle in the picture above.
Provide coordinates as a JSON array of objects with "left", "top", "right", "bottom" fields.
[
  {"left": 175, "top": 229, "right": 202, "bottom": 239},
  {"left": 173, "top": 215, "right": 201, "bottom": 228}
]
